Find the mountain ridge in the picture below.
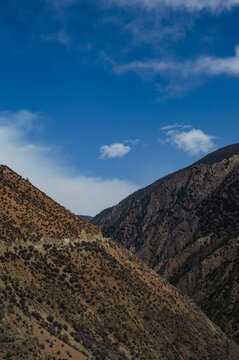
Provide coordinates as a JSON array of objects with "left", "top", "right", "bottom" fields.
[
  {"left": 93, "top": 143, "right": 239, "bottom": 223},
  {"left": 92, "top": 143, "right": 239, "bottom": 341}
]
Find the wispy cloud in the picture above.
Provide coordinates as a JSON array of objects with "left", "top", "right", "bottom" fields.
[
  {"left": 113, "top": 45, "right": 239, "bottom": 96},
  {"left": 47, "top": 0, "right": 77, "bottom": 9},
  {"left": 105, "top": 0, "right": 239, "bottom": 12},
  {"left": 124, "top": 139, "right": 140, "bottom": 145},
  {"left": 49, "top": 0, "right": 239, "bottom": 12},
  {"left": 114, "top": 45, "right": 239, "bottom": 78},
  {"left": 42, "top": 30, "right": 71, "bottom": 47},
  {"left": 160, "top": 123, "right": 192, "bottom": 131},
  {"left": 19, "top": 144, "right": 50, "bottom": 152},
  {"left": 156, "top": 79, "right": 204, "bottom": 98},
  {"left": 160, "top": 124, "right": 216, "bottom": 155},
  {"left": 99, "top": 143, "right": 131, "bottom": 159},
  {"left": 41, "top": 1, "right": 239, "bottom": 99},
  {"left": 0, "top": 111, "right": 138, "bottom": 215}
]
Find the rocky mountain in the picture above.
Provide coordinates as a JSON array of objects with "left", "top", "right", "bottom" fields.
[
  {"left": 1, "top": 164, "right": 239, "bottom": 359},
  {"left": 92, "top": 143, "right": 239, "bottom": 341},
  {"left": 78, "top": 215, "right": 93, "bottom": 222}
]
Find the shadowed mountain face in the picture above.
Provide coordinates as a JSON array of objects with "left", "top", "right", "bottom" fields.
[
  {"left": 0, "top": 164, "right": 239, "bottom": 359},
  {"left": 78, "top": 215, "right": 93, "bottom": 222},
  {"left": 92, "top": 144, "right": 239, "bottom": 341}
]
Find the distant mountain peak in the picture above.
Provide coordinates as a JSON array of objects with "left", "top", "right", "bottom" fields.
[{"left": 78, "top": 215, "right": 93, "bottom": 222}]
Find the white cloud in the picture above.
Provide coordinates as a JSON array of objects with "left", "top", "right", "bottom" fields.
[
  {"left": 160, "top": 124, "right": 216, "bottom": 155},
  {"left": 114, "top": 45, "right": 239, "bottom": 78},
  {"left": 160, "top": 123, "right": 192, "bottom": 131},
  {"left": 99, "top": 143, "right": 131, "bottom": 159},
  {"left": 124, "top": 139, "right": 140, "bottom": 145},
  {"left": 0, "top": 110, "right": 138, "bottom": 215},
  {"left": 172, "top": 129, "right": 215, "bottom": 155},
  {"left": 106, "top": 0, "right": 239, "bottom": 12}
]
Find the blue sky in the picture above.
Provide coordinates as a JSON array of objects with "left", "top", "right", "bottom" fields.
[{"left": 0, "top": 0, "right": 239, "bottom": 214}]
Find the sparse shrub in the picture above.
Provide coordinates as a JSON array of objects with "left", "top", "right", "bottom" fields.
[{"left": 47, "top": 314, "right": 54, "bottom": 323}]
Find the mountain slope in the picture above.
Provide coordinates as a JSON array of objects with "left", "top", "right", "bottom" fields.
[
  {"left": 92, "top": 143, "right": 239, "bottom": 339},
  {"left": 0, "top": 164, "right": 239, "bottom": 359},
  {"left": 1, "top": 238, "right": 239, "bottom": 360},
  {"left": 0, "top": 165, "right": 101, "bottom": 245}
]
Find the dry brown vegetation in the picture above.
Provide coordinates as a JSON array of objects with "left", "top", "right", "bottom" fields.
[
  {"left": 0, "top": 239, "right": 238, "bottom": 360},
  {"left": 0, "top": 165, "right": 101, "bottom": 246}
]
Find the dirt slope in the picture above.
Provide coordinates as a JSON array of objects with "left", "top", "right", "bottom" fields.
[
  {"left": 0, "top": 239, "right": 239, "bottom": 360},
  {"left": 0, "top": 165, "right": 101, "bottom": 246}
]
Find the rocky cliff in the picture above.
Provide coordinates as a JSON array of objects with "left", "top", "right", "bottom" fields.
[{"left": 93, "top": 143, "right": 239, "bottom": 340}]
